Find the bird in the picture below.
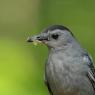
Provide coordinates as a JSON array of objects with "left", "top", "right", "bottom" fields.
[{"left": 27, "top": 25, "right": 95, "bottom": 95}]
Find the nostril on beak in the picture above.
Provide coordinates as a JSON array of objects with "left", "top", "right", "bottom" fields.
[{"left": 36, "top": 36, "right": 48, "bottom": 41}]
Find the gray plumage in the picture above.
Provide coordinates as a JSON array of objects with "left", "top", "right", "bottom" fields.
[{"left": 27, "top": 25, "right": 95, "bottom": 95}]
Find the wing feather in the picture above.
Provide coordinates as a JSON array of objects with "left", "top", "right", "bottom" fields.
[
  {"left": 44, "top": 75, "right": 53, "bottom": 95},
  {"left": 83, "top": 53, "right": 95, "bottom": 90}
]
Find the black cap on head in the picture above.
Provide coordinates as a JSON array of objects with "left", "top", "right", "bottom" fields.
[
  {"left": 43, "top": 25, "right": 70, "bottom": 33},
  {"left": 42, "top": 25, "right": 74, "bottom": 36}
]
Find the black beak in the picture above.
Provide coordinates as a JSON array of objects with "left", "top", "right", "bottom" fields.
[{"left": 27, "top": 33, "right": 49, "bottom": 43}]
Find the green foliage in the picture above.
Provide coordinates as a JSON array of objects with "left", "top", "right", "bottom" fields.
[{"left": 0, "top": 0, "right": 95, "bottom": 95}]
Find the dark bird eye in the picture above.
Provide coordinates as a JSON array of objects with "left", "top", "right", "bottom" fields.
[{"left": 51, "top": 34, "right": 59, "bottom": 39}]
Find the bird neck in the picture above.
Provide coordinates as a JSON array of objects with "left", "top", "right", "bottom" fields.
[
  {"left": 49, "top": 40, "right": 82, "bottom": 54},
  {"left": 49, "top": 44, "right": 71, "bottom": 52}
]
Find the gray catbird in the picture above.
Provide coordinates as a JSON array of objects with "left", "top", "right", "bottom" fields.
[{"left": 27, "top": 25, "right": 95, "bottom": 95}]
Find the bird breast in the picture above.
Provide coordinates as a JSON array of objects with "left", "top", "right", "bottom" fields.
[{"left": 45, "top": 52, "right": 94, "bottom": 95}]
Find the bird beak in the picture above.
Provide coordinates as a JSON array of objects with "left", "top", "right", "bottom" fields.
[{"left": 27, "top": 33, "right": 49, "bottom": 44}]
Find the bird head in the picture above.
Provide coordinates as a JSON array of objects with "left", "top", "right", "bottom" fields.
[{"left": 27, "top": 25, "right": 74, "bottom": 49}]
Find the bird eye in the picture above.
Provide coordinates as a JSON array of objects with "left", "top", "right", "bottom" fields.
[{"left": 51, "top": 34, "right": 59, "bottom": 39}]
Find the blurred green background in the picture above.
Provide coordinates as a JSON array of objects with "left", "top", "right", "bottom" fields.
[{"left": 0, "top": 0, "right": 95, "bottom": 95}]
